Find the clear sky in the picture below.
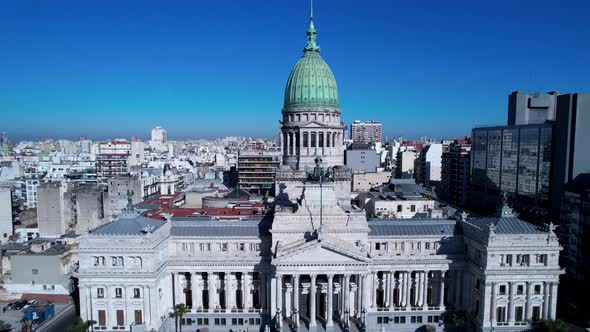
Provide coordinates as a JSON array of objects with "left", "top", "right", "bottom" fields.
[{"left": 1, "top": 0, "right": 589, "bottom": 142}]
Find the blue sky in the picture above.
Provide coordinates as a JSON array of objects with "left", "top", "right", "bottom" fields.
[{"left": 1, "top": 0, "right": 589, "bottom": 141}]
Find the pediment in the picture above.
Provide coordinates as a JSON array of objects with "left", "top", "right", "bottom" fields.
[
  {"left": 298, "top": 121, "right": 327, "bottom": 128},
  {"left": 275, "top": 238, "right": 371, "bottom": 264}
]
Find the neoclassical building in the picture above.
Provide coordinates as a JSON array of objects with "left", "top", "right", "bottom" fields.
[{"left": 76, "top": 11, "right": 563, "bottom": 332}]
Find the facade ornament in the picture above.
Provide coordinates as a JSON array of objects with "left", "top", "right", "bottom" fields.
[
  {"left": 546, "top": 222, "right": 558, "bottom": 243},
  {"left": 460, "top": 211, "right": 469, "bottom": 222},
  {"left": 304, "top": 155, "right": 333, "bottom": 182}
]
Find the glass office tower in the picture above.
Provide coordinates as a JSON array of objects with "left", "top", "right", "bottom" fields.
[{"left": 470, "top": 123, "right": 553, "bottom": 223}]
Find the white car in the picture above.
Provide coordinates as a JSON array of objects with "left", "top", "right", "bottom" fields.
[{"left": 22, "top": 300, "right": 38, "bottom": 309}]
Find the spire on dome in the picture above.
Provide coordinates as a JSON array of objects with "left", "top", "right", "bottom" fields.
[{"left": 304, "top": 0, "right": 320, "bottom": 53}]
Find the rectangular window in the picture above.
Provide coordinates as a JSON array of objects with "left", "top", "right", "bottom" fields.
[
  {"left": 133, "top": 288, "right": 140, "bottom": 298},
  {"left": 532, "top": 306, "right": 541, "bottom": 320},
  {"left": 411, "top": 205, "right": 416, "bottom": 212},
  {"left": 222, "top": 243, "right": 228, "bottom": 252},
  {"left": 515, "top": 306, "right": 524, "bottom": 322},
  {"left": 499, "top": 285, "right": 506, "bottom": 295},
  {"left": 397, "top": 205, "right": 402, "bottom": 212},
  {"left": 97, "top": 288, "right": 105, "bottom": 298},
  {"left": 98, "top": 310, "right": 106, "bottom": 326},
  {"left": 517, "top": 285, "right": 524, "bottom": 295},
  {"left": 32, "top": 269, "right": 38, "bottom": 275},
  {"left": 534, "top": 285, "right": 541, "bottom": 294},
  {"left": 506, "top": 254, "right": 512, "bottom": 265},
  {"left": 115, "top": 288, "right": 123, "bottom": 298},
  {"left": 134, "top": 310, "right": 142, "bottom": 324},
  {"left": 116, "top": 309, "right": 124, "bottom": 326}
]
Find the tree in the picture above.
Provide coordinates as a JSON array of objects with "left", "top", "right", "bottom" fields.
[
  {"left": 169, "top": 304, "right": 189, "bottom": 332},
  {"left": 443, "top": 310, "right": 467, "bottom": 332},
  {"left": 66, "top": 319, "right": 97, "bottom": 332},
  {"left": 534, "top": 319, "right": 569, "bottom": 332}
]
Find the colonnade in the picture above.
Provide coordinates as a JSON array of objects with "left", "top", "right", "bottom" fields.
[
  {"left": 273, "top": 270, "right": 448, "bottom": 328},
  {"left": 282, "top": 130, "right": 343, "bottom": 157},
  {"left": 173, "top": 271, "right": 266, "bottom": 312}
]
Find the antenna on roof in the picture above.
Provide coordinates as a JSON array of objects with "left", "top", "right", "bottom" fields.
[{"left": 310, "top": 0, "right": 314, "bottom": 21}]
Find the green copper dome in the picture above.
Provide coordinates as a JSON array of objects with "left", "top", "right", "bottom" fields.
[{"left": 283, "top": 19, "right": 339, "bottom": 110}]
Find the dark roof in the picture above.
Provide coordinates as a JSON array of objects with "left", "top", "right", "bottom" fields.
[
  {"left": 92, "top": 215, "right": 165, "bottom": 236},
  {"left": 170, "top": 220, "right": 270, "bottom": 237},
  {"left": 368, "top": 219, "right": 457, "bottom": 237},
  {"left": 465, "top": 216, "right": 544, "bottom": 234}
]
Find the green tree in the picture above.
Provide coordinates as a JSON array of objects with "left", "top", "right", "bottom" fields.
[
  {"left": 443, "top": 310, "right": 467, "bottom": 332},
  {"left": 534, "top": 319, "right": 570, "bottom": 332},
  {"left": 66, "top": 319, "right": 97, "bottom": 332},
  {"left": 169, "top": 304, "right": 189, "bottom": 332}
]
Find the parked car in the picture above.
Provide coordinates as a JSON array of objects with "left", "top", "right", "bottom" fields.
[
  {"left": 3, "top": 301, "right": 16, "bottom": 311},
  {"left": 12, "top": 300, "right": 28, "bottom": 310},
  {"left": 22, "top": 300, "right": 38, "bottom": 309}
]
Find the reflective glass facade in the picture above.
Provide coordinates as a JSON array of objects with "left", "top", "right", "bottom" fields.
[{"left": 470, "top": 124, "right": 553, "bottom": 222}]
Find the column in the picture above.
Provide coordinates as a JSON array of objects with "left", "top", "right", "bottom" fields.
[
  {"left": 400, "top": 272, "right": 406, "bottom": 307},
  {"left": 416, "top": 272, "right": 423, "bottom": 307},
  {"left": 285, "top": 283, "right": 292, "bottom": 318},
  {"left": 508, "top": 283, "right": 515, "bottom": 323},
  {"left": 225, "top": 273, "right": 232, "bottom": 312},
  {"left": 327, "top": 274, "right": 334, "bottom": 326},
  {"left": 293, "top": 275, "right": 300, "bottom": 325},
  {"left": 405, "top": 272, "right": 412, "bottom": 309},
  {"left": 362, "top": 274, "right": 371, "bottom": 311},
  {"left": 490, "top": 283, "right": 497, "bottom": 324},
  {"left": 439, "top": 271, "right": 445, "bottom": 310},
  {"left": 309, "top": 274, "right": 317, "bottom": 327},
  {"left": 549, "top": 282, "right": 558, "bottom": 320},
  {"left": 542, "top": 282, "right": 549, "bottom": 319},
  {"left": 307, "top": 131, "right": 311, "bottom": 153},
  {"left": 525, "top": 282, "right": 532, "bottom": 320},
  {"left": 244, "top": 272, "right": 252, "bottom": 310},
  {"left": 388, "top": 271, "right": 395, "bottom": 310},
  {"left": 208, "top": 273, "right": 216, "bottom": 312},
  {"left": 281, "top": 132, "right": 285, "bottom": 156},
  {"left": 383, "top": 272, "right": 389, "bottom": 308},
  {"left": 276, "top": 274, "right": 283, "bottom": 321},
  {"left": 423, "top": 270, "right": 429, "bottom": 308},
  {"left": 286, "top": 132, "right": 291, "bottom": 156},
  {"left": 344, "top": 274, "right": 350, "bottom": 323},
  {"left": 371, "top": 272, "right": 377, "bottom": 309},
  {"left": 192, "top": 273, "right": 201, "bottom": 310},
  {"left": 298, "top": 130, "right": 302, "bottom": 156}
]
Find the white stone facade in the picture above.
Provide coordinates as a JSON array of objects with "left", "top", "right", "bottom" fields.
[{"left": 76, "top": 183, "right": 562, "bottom": 332}]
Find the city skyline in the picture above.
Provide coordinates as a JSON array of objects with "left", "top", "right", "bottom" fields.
[{"left": 2, "top": 0, "right": 589, "bottom": 141}]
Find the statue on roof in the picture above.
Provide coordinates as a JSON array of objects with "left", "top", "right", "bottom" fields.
[{"left": 304, "top": 155, "right": 333, "bottom": 182}]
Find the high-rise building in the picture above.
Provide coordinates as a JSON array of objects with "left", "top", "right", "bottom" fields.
[
  {"left": 351, "top": 120, "right": 382, "bottom": 144},
  {"left": 395, "top": 150, "right": 417, "bottom": 178},
  {"left": 0, "top": 184, "right": 13, "bottom": 243},
  {"left": 508, "top": 91, "right": 559, "bottom": 126},
  {"left": 414, "top": 143, "right": 443, "bottom": 187},
  {"left": 151, "top": 126, "right": 167, "bottom": 143},
  {"left": 96, "top": 140, "right": 131, "bottom": 178},
  {"left": 470, "top": 123, "right": 553, "bottom": 221},
  {"left": 440, "top": 138, "right": 471, "bottom": 208},
  {"left": 237, "top": 149, "right": 281, "bottom": 195},
  {"left": 471, "top": 92, "right": 590, "bottom": 223}
]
